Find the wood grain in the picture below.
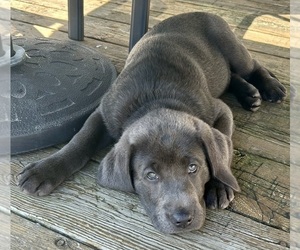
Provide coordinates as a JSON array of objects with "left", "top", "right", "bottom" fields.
[
  {"left": 11, "top": 159, "right": 289, "bottom": 250},
  {"left": 12, "top": 0, "right": 289, "bottom": 57},
  {"left": 11, "top": 214, "right": 94, "bottom": 250}
]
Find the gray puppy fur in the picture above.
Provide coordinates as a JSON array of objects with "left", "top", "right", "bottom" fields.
[{"left": 17, "top": 12, "right": 286, "bottom": 234}]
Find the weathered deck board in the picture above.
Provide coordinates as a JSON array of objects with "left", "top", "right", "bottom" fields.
[
  {"left": 11, "top": 0, "right": 290, "bottom": 249},
  {"left": 12, "top": 0, "right": 290, "bottom": 58},
  {"left": 11, "top": 157, "right": 289, "bottom": 250},
  {"left": 11, "top": 214, "right": 94, "bottom": 250},
  {"left": 0, "top": 214, "right": 10, "bottom": 250}
]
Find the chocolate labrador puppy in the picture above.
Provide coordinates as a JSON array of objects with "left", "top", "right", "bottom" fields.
[{"left": 17, "top": 12, "right": 286, "bottom": 234}]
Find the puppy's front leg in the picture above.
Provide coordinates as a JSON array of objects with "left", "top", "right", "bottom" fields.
[
  {"left": 17, "top": 108, "right": 113, "bottom": 196},
  {"left": 205, "top": 100, "right": 237, "bottom": 209},
  {"left": 212, "top": 99, "right": 234, "bottom": 138}
]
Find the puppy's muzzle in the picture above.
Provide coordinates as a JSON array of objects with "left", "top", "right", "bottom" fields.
[{"left": 167, "top": 208, "right": 194, "bottom": 228}]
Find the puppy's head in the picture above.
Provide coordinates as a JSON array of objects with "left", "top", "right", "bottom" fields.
[{"left": 97, "top": 109, "right": 240, "bottom": 234}]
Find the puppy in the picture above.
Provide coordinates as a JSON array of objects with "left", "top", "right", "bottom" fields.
[{"left": 17, "top": 12, "right": 286, "bottom": 234}]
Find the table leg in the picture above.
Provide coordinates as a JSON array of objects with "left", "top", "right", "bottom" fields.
[
  {"left": 68, "top": 0, "right": 84, "bottom": 41},
  {"left": 67, "top": 0, "right": 150, "bottom": 49},
  {"left": 129, "top": 0, "right": 150, "bottom": 51},
  {"left": 0, "top": 35, "right": 5, "bottom": 57}
]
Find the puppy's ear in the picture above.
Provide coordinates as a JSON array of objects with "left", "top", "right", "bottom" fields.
[
  {"left": 196, "top": 120, "right": 240, "bottom": 192},
  {"left": 97, "top": 132, "right": 135, "bottom": 193}
]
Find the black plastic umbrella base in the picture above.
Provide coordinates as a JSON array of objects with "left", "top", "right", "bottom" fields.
[{"left": 11, "top": 37, "right": 116, "bottom": 155}]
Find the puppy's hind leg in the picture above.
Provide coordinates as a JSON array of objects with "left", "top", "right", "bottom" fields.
[
  {"left": 209, "top": 15, "right": 286, "bottom": 104},
  {"left": 247, "top": 60, "right": 287, "bottom": 103},
  {"left": 229, "top": 73, "right": 262, "bottom": 112},
  {"left": 17, "top": 108, "right": 113, "bottom": 196},
  {"left": 224, "top": 41, "right": 286, "bottom": 104}
]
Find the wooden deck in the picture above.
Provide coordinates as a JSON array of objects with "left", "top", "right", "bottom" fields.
[{"left": 10, "top": 0, "right": 290, "bottom": 249}]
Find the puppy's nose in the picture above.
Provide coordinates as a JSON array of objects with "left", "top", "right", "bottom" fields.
[{"left": 170, "top": 209, "right": 193, "bottom": 228}]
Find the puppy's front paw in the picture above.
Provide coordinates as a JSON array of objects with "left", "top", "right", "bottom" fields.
[
  {"left": 204, "top": 179, "right": 235, "bottom": 209},
  {"left": 16, "top": 158, "right": 66, "bottom": 196}
]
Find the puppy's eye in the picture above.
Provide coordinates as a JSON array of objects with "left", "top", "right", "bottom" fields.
[
  {"left": 188, "top": 164, "right": 198, "bottom": 174},
  {"left": 146, "top": 172, "right": 159, "bottom": 181}
]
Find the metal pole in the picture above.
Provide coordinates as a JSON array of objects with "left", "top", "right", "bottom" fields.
[
  {"left": 0, "top": 35, "right": 5, "bottom": 57},
  {"left": 11, "top": 36, "right": 16, "bottom": 57},
  {"left": 129, "top": 0, "right": 150, "bottom": 51},
  {"left": 68, "top": 0, "right": 84, "bottom": 41}
]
